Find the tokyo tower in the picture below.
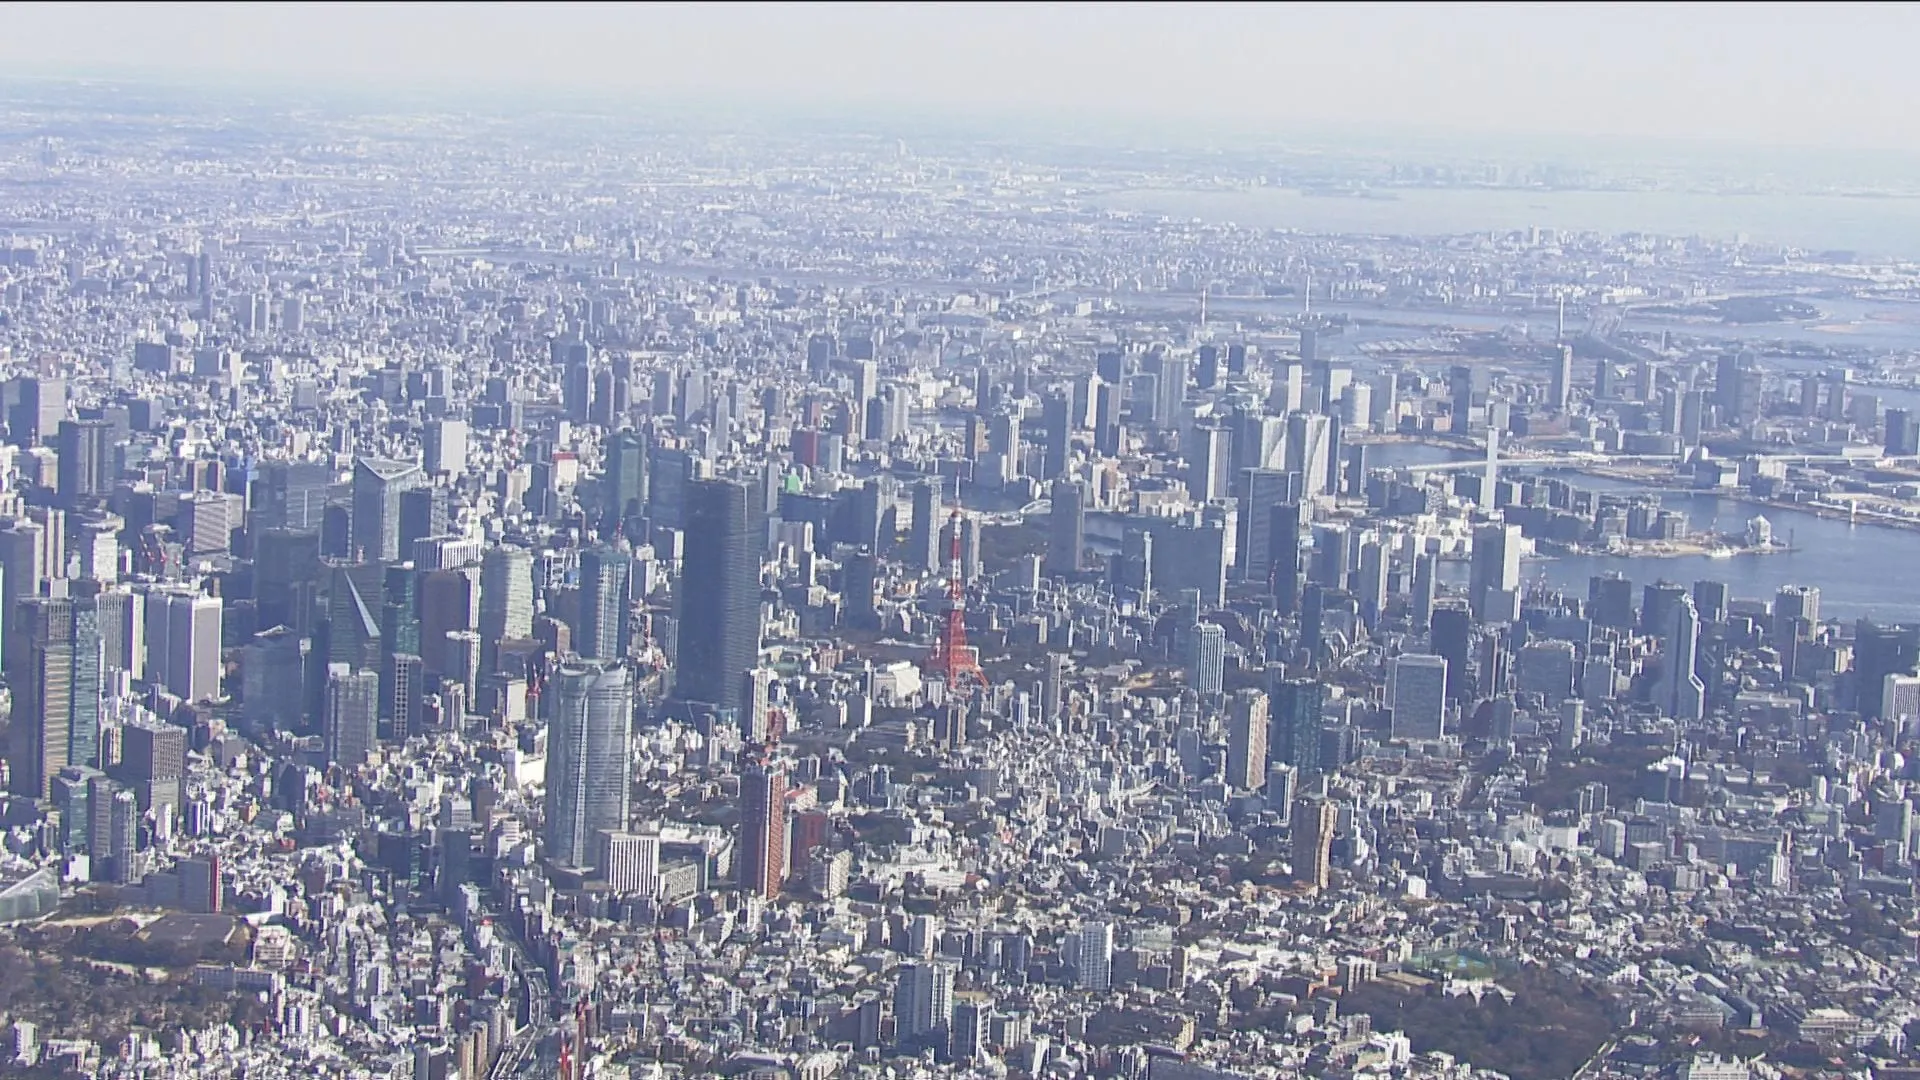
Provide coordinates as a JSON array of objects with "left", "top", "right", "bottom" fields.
[{"left": 927, "top": 507, "right": 987, "bottom": 692}]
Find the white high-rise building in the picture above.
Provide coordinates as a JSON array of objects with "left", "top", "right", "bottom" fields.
[
  {"left": 146, "top": 591, "right": 222, "bottom": 703},
  {"left": 1883, "top": 674, "right": 1920, "bottom": 725},
  {"left": 1284, "top": 412, "right": 1332, "bottom": 496},
  {"left": 1075, "top": 921, "right": 1114, "bottom": 991},
  {"left": 1272, "top": 361, "right": 1305, "bottom": 414},
  {"left": 1186, "top": 622, "right": 1226, "bottom": 696},
  {"left": 1468, "top": 523, "right": 1521, "bottom": 621},
  {"left": 893, "top": 961, "right": 954, "bottom": 1048},
  {"left": 598, "top": 829, "right": 660, "bottom": 898},
  {"left": 423, "top": 419, "right": 469, "bottom": 477}
]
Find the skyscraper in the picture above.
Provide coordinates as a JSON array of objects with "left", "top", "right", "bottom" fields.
[
  {"left": 1046, "top": 477, "right": 1084, "bottom": 578},
  {"left": 1388, "top": 653, "right": 1449, "bottom": 740},
  {"left": 0, "top": 523, "right": 42, "bottom": 668},
  {"left": 1187, "top": 621, "right": 1226, "bottom": 696},
  {"left": 1692, "top": 579, "right": 1731, "bottom": 625},
  {"left": 152, "top": 591, "right": 223, "bottom": 703},
  {"left": 1269, "top": 500, "right": 1304, "bottom": 614},
  {"left": 325, "top": 563, "right": 383, "bottom": 671},
  {"left": 1449, "top": 364, "right": 1486, "bottom": 432},
  {"left": 1270, "top": 676, "right": 1326, "bottom": 774},
  {"left": 1309, "top": 523, "right": 1348, "bottom": 591},
  {"left": 6, "top": 596, "right": 101, "bottom": 799},
  {"left": 544, "top": 662, "right": 634, "bottom": 869},
  {"left": 1355, "top": 538, "right": 1388, "bottom": 629},
  {"left": 602, "top": 428, "right": 649, "bottom": 535},
  {"left": 738, "top": 757, "right": 789, "bottom": 899},
  {"left": 108, "top": 787, "right": 139, "bottom": 885},
  {"left": 10, "top": 375, "right": 66, "bottom": 449},
  {"left": 949, "top": 999, "right": 990, "bottom": 1064},
  {"left": 382, "top": 652, "right": 424, "bottom": 742},
  {"left": 256, "top": 461, "right": 335, "bottom": 531},
  {"left": 1469, "top": 523, "right": 1521, "bottom": 622},
  {"left": 894, "top": 961, "right": 955, "bottom": 1049},
  {"left": 842, "top": 550, "right": 879, "bottom": 629},
  {"left": 419, "top": 566, "right": 479, "bottom": 677},
  {"left": 677, "top": 478, "right": 763, "bottom": 710},
  {"left": 1226, "top": 689, "right": 1269, "bottom": 791},
  {"left": 1654, "top": 594, "right": 1707, "bottom": 722},
  {"left": 1855, "top": 621, "right": 1920, "bottom": 720},
  {"left": 421, "top": 419, "right": 468, "bottom": 477},
  {"left": 479, "top": 545, "right": 534, "bottom": 669},
  {"left": 55, "top": 418, "right": 115, "bottom": 508},
  {"left": 1042, "top": 391, "right": 1072, "bottom": 479},
  {"left": 1588, "top": 573, "right": 1636, "bottom": 631},
  {"left": 1187, "top": 424, "right": 1231, "bottom": 503},
  {"left": 1772, "top": 585, "right": 1820, "bottom": 652},
  {"left": 1410, "top": 550, "right": 1437, "bottom": 632},
  {"left": 1284, "top": 412, "right": 1332, "bottom": 496},
  {"left": 117, "top": 720, "right": 185, "bottom": 818},
  {"left": 1075, "top": 921, "right": 1114, "bottom": 991},
  {"left": 350, "top": 457, "right": 424, "bottom": 563},
  {"left": 322, "top": 663, "right": 379, "bottom": 768},
  {"left": 909, "top": 479, "right": 944, "bottom": 575},
  {"left": 1549, "top": 344, "right": 1573, "bottom": 412},
  {"left": 578, "top": 543, "right": 630, "bottom": 661},
  {"left": 1292, "top": 797, "right": 1337, "bottom": 891},
  {"left": 1239, "top": 470, "right": 1301, "bottom": 583},
  {"left": 1037, "top": 650, "right": 1070, "bottom": 727}
]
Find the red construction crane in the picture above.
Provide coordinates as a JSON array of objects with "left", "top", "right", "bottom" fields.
[
  {"left": 559, "top": 997, "right": 589, "bottom": 1080},
  {"left": 524, "top": 662, "right": 547, "bottom": 716}
]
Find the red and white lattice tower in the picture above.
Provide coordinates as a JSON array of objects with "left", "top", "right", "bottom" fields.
[{"left": 927, "top": 507, "right": 987, "bottom": 694}]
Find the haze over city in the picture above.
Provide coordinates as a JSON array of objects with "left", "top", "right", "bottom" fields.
[
  {"left": 7, "top": 3, "right": 1920, "bottom": 151},
  {"left": 0, "top": 6, "right": 1919, "bottom": 1080}
]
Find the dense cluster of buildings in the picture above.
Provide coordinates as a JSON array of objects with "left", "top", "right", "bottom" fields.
[{"left": 0, "top": 86, "right": 1917, "bottom": 1080}]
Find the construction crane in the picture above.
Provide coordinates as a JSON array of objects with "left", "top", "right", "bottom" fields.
[
  {"left": 558, "top": 996, "right": 590, "bottom": 1080},
  {"left": 523, "top": 659, "right": 548, "bottom": 718}
]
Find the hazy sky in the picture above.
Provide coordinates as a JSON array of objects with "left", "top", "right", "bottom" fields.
[{"left": 5, "top": 2, "right": 1920, "bottom": 150}]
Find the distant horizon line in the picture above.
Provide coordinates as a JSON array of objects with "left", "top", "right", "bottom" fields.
[{"left": 3, "top": 67, "right": 1919, "bottom": 166}]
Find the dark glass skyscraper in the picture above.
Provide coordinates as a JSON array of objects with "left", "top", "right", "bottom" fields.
[
  {"left": 1269, "top": 501, "right": 1303, "bottom": 615},
  {"left": 677, "top": 478, "right": 762, "bottom": 711},
  {"left": 1042, "top": 391, "right": 1071, "bottom": 479},
  {"left": 910, "top": 479, "right": 943, "bottom": 575},
  {"left": 1430, "top": 601, "right": 1474, "bottom": 702},
  {"left": 1046, "top": 477, "right": 1084, "bottom": 578},
  {"left": 603, "top": 428, "right": 648, "bottom": 535},
  {"left": 5, "top": 596, "right": 101, "bottom": 800},
  {"left": 1856, "top": 621, "right": 1920, "bottom": 719},
  {"left": 1270, "top": 676, "right": 1326, "bottom": 774},
  {"left": 579, "top": 543, "right": 630, "bottom": 661}
]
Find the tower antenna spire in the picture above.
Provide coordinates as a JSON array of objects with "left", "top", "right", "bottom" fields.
[{"left": 927, "top": 492, "right": 987, "bottom": 693}]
